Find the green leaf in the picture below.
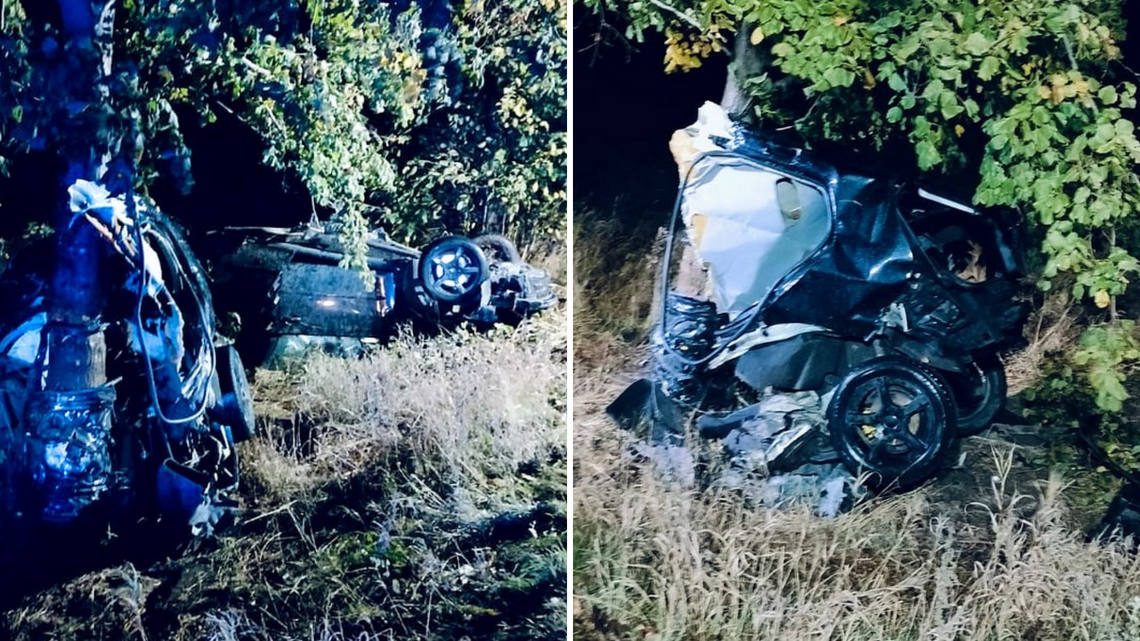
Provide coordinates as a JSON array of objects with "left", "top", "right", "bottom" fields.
[
  {"left": 876, "top": 14, "right": 901, "bottom": 29},
  {"left": 963, "top": 32, "right": 992, "bottom": 56},
  {"left": 822, "top": 66, "right": 855, "bottom": 88},
  {"left": 771, "top": 42, "right": 794, "bottom": 57},
  {"left": 915, "top": 140, "right": 941, "bottom": 169},
  {"left": 978, "top": 56, "right": 1000, "bottom": 81},
  {"left": 963, "top": 98, "right": 979, "bottom": 119},
  {"left": 895, "top": 38, "right": 920, "bottom": 61},
  {"left": 1099, "top": 85, "right": 1118, "bottom": 105},
  {"left": 922, "top": 79, "right": 945, "bottom": 101},
  {"left": 1093, "top": 123, "right": 1115, "bottom": 145}
]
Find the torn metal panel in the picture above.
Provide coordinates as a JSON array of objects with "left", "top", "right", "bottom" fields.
[
  {"left": 487, "top": 261, "right": 557, "bottom": 319},
  {"left": 661, "top": 104, "right": 1026, "bottom": 368},
  {"left": 680, "top": 155, "right": 832, "bottom": 316},
  {"left": 25, "top": 386, "right": 116, "bottom": 523},
  {"left": 709, "top": 392, "right": 858, "bottom": 517},
  {"left": 713, "top": 390, "right": 833, "bottom": 474},
  {"left": 271, "top": 263, "right": 393, "bottom": 337},
  {"left": 732, "top": 334, "right": 876, "bottom": 392}
]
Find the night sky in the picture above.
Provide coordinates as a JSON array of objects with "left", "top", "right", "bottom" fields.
[{"left": 572, "top": 4, "right": 725, "bottom": 217}]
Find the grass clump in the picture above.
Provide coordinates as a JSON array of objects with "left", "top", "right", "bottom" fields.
[{"left": 575, "top": 441, "right": 1140, "bottom": 640}]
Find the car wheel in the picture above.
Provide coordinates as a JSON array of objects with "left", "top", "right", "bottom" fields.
[
  {"left": 419, "top": 236, "right": 489, "bottom": 304},
  {"left": 473, "top": 233, "right": 522, "bottom": 264},
  {"left": 214, "top": 344, "right": 256, "bottom": 443},
  {"left": 828, "top": 357, "right": 955, "bottom": 491},
  {"left": 944, "top": 353, "right": 1007, "bottom": 437}
]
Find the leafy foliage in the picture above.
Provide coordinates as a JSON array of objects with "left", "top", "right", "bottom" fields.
[
  {"left": 0, "top": 0, "right": 565, "bottom": 262},
  {"left": 1073, "top": 320, "right": 1140, "bottom": 413}
]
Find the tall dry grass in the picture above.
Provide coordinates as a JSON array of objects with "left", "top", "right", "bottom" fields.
[
  {"left": 4, "top": 308, "right": 568, "bottom": 641},
  {"left": 247, "top": 309, "right": 567, "bottom": 507},
  {"left": 576, "top": 434, "right": 1140, "bottom": 640}
]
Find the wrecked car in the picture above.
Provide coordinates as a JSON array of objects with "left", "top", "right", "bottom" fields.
[
  {"left": 204, "top": 222, "right": 556, "bottom": 364},
  {"left": 612, "top": 103, "right": 1028, "bottom": 492},
  {"left": 0, "top": 182, "right": 253, "bottom": 550}
]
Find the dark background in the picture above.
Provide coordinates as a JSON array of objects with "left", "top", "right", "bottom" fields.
[
  {"left": 0, "top": 110, "right": 312, "bottom": 242},
  {"left": 572, "top": 3, "right": 724, "bottom": 221}
]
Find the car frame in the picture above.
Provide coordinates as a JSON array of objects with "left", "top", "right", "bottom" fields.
[{"left": 205, "top": 222, "right": 556, "bottom": 364}]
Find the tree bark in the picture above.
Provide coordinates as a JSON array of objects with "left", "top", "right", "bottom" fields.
[
  {"left": 721, "top": 23, "right": 768, "bottom": 123},
  {"left": 42, "top": 0, "right": 118, "bottom": 391}
]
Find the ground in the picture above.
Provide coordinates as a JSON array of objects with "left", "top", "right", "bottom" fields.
[
  {"left": 571, "top": 207, "right": 1140, "bottom": 641},
  {"left": 0, "top": 306, "right": 567, "bottom": 641}
]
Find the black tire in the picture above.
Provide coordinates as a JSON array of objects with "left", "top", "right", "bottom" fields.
[
  {"left": 214, "top": 344, "right": 255, "bottom": 443},
  {"left": 418, "top": 236, "right": 489, "bottom": 304},
  {"left": 828, "top": 357, "right": 956, "bottom": 491},
  {"left": 473, "top": 233, "right": 522, "bottom": 264},
  {"left": 944, "top": 353, "right": 1007, "bottom": 437}
]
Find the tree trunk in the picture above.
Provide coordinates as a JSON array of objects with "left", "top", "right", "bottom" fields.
[
  {"left": 43, "top": 0, "right": 118, "bottom": 391},
  {"left": 721, "top": 24, "right": 768, "bottom": 124}
]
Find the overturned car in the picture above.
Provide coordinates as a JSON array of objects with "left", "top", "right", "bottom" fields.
[
  {"left": 612, "top": 104, "right": 1028, "bottom": 492},
  {"left": 204, "top": 223, "right": 557, "bottom": 364}
]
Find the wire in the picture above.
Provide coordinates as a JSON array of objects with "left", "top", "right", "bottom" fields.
[{"left": 127, "top": 192, "right": 212, "bottom": 427}]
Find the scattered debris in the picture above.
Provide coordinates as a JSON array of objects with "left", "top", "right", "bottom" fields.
[{"left": 629, "top": 442, "right": 696, "bottom": 489}]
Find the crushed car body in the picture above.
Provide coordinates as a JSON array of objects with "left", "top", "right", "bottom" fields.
[
  {"left": 611, "top": 102, "right": 1029, "bottom": 495},
  {"left": 204, "top": 223, "right": 557, "bottom": 364},
  {"left": 0, "top": 181, "right": 253, "bottom": 551}
]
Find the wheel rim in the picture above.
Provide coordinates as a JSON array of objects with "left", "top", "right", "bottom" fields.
[
  {"left": 843, "top": 375, "right": 939, "bottom": 466},
  {"left": 427, "top": 246, "right": 483, "bottom": 297}
]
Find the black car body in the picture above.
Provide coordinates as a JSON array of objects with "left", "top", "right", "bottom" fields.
[
  {"left": 205, "top": 223, "right": 556, "bottom": 364},
  {"left": 613, "top": 111, "right": 1029, "bottom": 490}
]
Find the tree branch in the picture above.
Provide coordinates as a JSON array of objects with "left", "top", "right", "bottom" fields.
[
  {"left": 646, "top": 0, "right": 700, "bottom": 30},
  {"left": 240, "top": 56, "right": 274, "bottom": 78}
]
